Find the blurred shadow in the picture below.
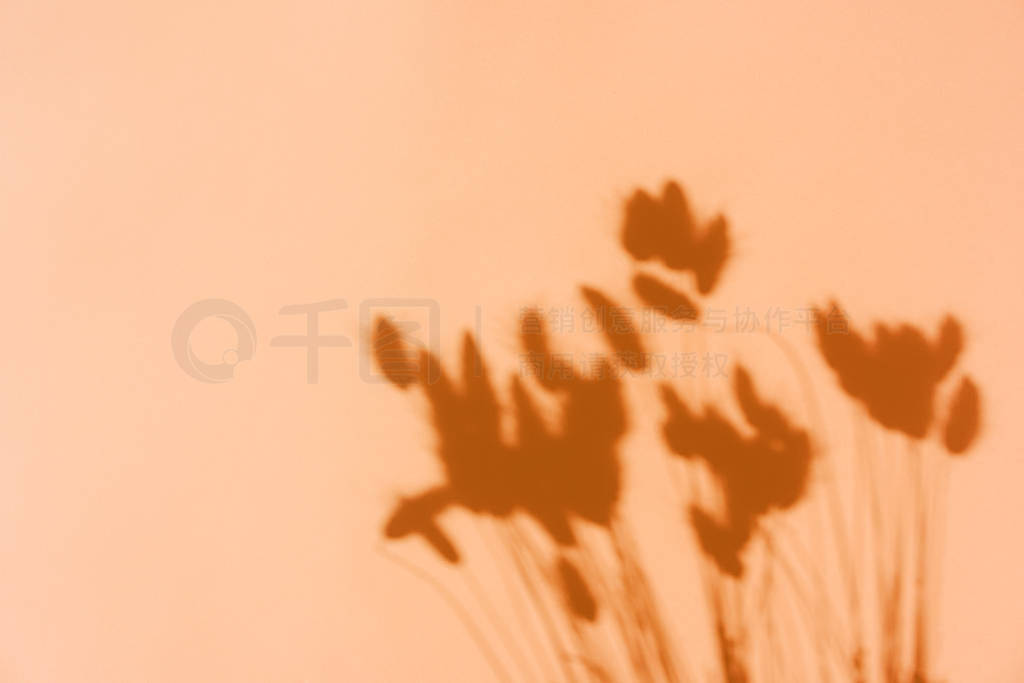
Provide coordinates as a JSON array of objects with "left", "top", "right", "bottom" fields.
[
  {"left": 375, "top": 308, "right": 626, "bottom": 565},
  {"left": 557, "top": 556, "right": 598, "bottom": 622},
  {"left": 371, "top": 178, "right": 986, "bottom": 683},
  {"left": 814, "top": 301, "right": 981, "bottom": 452},
  {"left": 943, "top": 376, "right": 981, "bottom": 454},
  {"left": 660, "top": 367, "right": 813, "bottom": 576},
  {"left": 580, "top": 285, "right": 649, "bottom": 370},
  {"left": 621, "top": 180, "right": 730, "bottom": 294},
  {"left": 632, "top": 273, "right": 700, "bottom": 321}
]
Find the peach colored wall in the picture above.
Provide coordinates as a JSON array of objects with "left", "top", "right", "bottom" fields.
[{"left": 1, "top": 1, "right": 1022, "bottom": 681}]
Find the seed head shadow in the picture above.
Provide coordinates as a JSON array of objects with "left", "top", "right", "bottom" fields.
[{"left": 660, "top": 366, "right": 813, "bottom": 576}]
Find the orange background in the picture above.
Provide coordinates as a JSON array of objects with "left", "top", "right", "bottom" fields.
[{"left": 1, "top": 1, "right": 1022, "bottom": 681}]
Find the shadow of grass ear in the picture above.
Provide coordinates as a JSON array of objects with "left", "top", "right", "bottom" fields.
[
  {"left": 689, "top": 507, "right": 745, "bottom": 578},
  {"left": 556, "top": 556, "right": 598, "bottom": 621},
  {"left": 372, "top": 316, "right": 420, "bottom": 389},
  {"left": 632, "top": 273, "right": 700, "bottom": 321},
  {"left": 694, "top": 215, "right": 730, "bottom": 295},
  {"left": 580, "top": 285, "right": 648, "bottom": 370},
  {"left": 943, "top": 375, "right": 981, "bottom": 455},
  {"left": 813, "top": 302, "right": 969, "bottom": 439},
  {"left": 620, "top": 180, "right": 731, "bottom": 294},
  {"left": 383, "top": 489, "right": 461, "bottom": 564}
]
